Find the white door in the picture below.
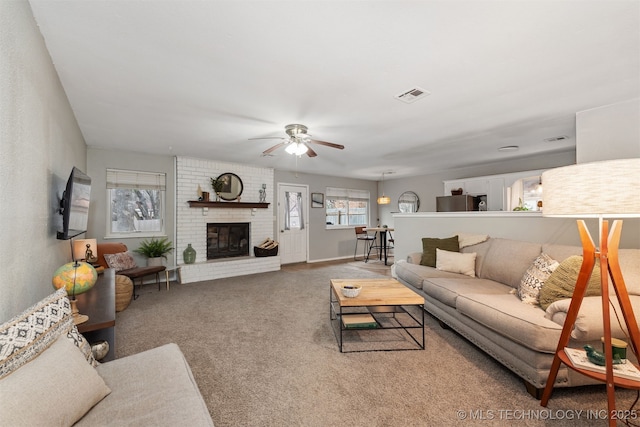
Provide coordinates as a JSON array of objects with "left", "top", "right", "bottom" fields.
[{"left": 277, "top": 184, "right": 308, "bottom": 264}]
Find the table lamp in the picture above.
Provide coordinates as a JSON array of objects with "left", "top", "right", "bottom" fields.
[
  {"left": 73, "top": 238, "right": 98, "bottom": 263},
  {"left": 540, "top": 157, "right": 640, "bottom": 422}
]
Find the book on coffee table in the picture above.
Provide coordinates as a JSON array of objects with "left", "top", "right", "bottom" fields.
[
  {"left": 564, "top": 347, "right": 640, "bottom": 381},
  {"left": 342, "top": 313, "right": 378, "bottom": 329}
]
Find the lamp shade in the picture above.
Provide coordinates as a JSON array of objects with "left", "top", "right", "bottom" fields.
[
  {"left": 377, "top": 196, "right": 391, "bottom": 205},
  {"left": 542, "top": 158, "right": 640, "bottom": 218},
  {"left": 73, "top": 238, "right": 97, "bottom": 261}
]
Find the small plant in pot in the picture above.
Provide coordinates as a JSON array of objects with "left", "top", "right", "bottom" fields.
[
  {"left": 134, "top": 237, "right": 174, "bottom": 266},
  {"left": 210, "top": 177, "right": 224, "bottom": 201}
]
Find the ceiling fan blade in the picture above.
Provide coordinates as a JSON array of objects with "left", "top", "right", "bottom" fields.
[
  {"left": 308, "top": 139, "right": 345, "bottom": 150},
  {"left": 262, "top": 142, "right": 286, "bottom": 155},
  {"left": 249, "top": 137, "right": 286, "bottom": 141},
  {"left": 304, "top": 144, "right": 318, "bottom": 157}
]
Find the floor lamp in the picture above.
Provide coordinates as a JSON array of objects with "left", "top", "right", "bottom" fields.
[{"left": 539, "top": 158, "right": 640, "bottom": 426}]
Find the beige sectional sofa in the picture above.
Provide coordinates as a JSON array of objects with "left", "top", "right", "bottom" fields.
[
  {"left": 395, "top": 237, "right": 640, "bottom": 397},
  {"left": 0, "top": 288, "right": 214, "bottom": 426}
]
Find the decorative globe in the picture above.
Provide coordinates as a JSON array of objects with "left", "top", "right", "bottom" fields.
[{"left": 52, "top": 262, "right": 98, "bottom": 296}]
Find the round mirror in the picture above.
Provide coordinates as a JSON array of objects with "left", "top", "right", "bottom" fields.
[
  {"left": 398, "top": 191, "right": 420, "bottom": 213},
  {"left": 216, "top": 173, "right": 243, "bottom": 201}
]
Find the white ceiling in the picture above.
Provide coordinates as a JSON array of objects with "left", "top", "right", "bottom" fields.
[{"left": 29, "top": 1, "right": 639, "bottom": 180}]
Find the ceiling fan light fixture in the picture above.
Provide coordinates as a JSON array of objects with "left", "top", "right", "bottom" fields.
[{"left": 285, "top": 142, "right": 308, "bottom": 156}]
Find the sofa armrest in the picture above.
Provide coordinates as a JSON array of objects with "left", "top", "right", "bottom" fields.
[
  {"left": 407, "top": 252, "right": 422, "bottom": 265},
  {"left": 77, "top": 343, "right": 213, "bottom": 426}
]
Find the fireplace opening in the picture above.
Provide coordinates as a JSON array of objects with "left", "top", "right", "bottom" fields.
[{"left": 207, "top": 222, "right": 250, "bottom": 259}]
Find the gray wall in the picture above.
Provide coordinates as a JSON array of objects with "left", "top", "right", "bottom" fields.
[
  {"left": 86, "top": 148, "right": 176, "bottom": 266},
  {"left": 377, "top": 150, "right": 576, "bottom": 227},
  {"left": 274, "top": 170, "right": 377, "bottom": 261},
  {"left": 1, "top": 1, "right": 88, "bottom": 321}
]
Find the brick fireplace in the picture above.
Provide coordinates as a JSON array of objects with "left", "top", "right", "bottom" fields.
[
  {"left": 175, "top": 157, "right": 279, "bottom": 283},
  {"left": 207, "top": 222, "right": 250, "bottom": 259}
]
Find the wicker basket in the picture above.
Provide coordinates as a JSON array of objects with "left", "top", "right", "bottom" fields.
[
  {"left": 115, "top": 275, "right": 133, "bottom": 312},
  {"left": 254, "top": 245, "right": 278, "bottom": 257}
]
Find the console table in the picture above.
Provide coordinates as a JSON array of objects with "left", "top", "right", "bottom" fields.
[{"left": 76, "top": 268, "right": 116, "bottom": 361}]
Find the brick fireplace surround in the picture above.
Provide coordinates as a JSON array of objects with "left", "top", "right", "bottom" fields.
[{"left": 176, "top": 157, "right": 280, "bottom": 284}]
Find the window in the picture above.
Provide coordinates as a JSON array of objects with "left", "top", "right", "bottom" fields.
[
  {"left": 106, "top": 169, "right": 166, "bottom": 237},
  {"left": 284, "top": 191, "right": 304, "bottom": 230},
  {"left": 325, "top": 187, "right": 369, "bottom": 227}
]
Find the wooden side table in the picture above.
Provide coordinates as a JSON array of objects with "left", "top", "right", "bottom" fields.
[{"left": 76, "top": 268, "right": 116, "bottom": 361}]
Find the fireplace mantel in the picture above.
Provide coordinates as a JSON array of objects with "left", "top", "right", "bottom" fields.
[{"left": 188, "top": 201, "right": 269, "bottom": 209}]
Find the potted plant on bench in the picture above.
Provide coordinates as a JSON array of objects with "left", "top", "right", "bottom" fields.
[{"left": 134, "top": 237, "right": 174, "bottom": 266}]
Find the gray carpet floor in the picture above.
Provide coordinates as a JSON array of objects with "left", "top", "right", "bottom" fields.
[{"left": 115, "top": 262, "right": 639, "bottom": 426}]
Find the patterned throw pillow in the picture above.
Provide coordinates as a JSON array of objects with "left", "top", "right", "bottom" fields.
[
  {"left": 103, "top": 251, "right": 137, "bottom": 271},
  {"left": 0, "top": 288, "right": 97, "bottom": 379},
  {"left": 517, "top": 253, "right": 560, "bottom": 305}
]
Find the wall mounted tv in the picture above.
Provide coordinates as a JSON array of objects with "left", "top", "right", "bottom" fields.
[{"left": 57, "top": 167, "right": 92, "bottom": 240}]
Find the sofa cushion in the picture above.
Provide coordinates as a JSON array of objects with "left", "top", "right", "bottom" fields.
[
  {"left": 545, "top": 296, "right": 638, "bottom": 341},
  {"left": 480, "top": 238, "right": 542, "bottom": 289},
  {"left": 436, "top": 249, "right": 476, "bottom": 277},
  {"left": 423, "top": 277, "right": 509, "bottom": 308},
  {"left": 618, "top": 249, "right": 640, "bottom": 296},
  {"left": 0, "top": 288, "right": 97, "bottom": 379},
  {"left": 0, "top": 335, "right": 111, "bottom": 427},
  {"left": 395, "top": 262, "right": 474, "bottom": 290},
  {"left": 460, "top": 239, "right": 493, "bottom": 278},
  {"left": 104, "top": 251, "right": 138, "bottom": 272},
  {"left": 420, "top": 236, "right": 459, "bottom": 267},
  {"left": 541, "top": 244, "right": 582, "bottom": 264},
  {"left": 456, "top": 292, "right": 563, "bottom": 353},
  {"left": 517, "top": 253, "right": 559, "bottom": 305},
  {"left": 538, "top": 255, "right": 601, "bottom": 311},
  {"left": 77, "top": 343, "right": 214, "bottom": 427}
]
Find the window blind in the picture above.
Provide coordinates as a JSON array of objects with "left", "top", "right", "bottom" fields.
[
  {"left": 326, "top": 187, "right": 369, "bottom": 200},
  {"left": 106, "top": 169, "right": 166, "bottom": 190}
]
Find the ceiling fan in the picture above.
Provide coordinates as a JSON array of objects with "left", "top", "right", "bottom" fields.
[{"left": 249, "top": 124, "right": 344, "bottom": 157}]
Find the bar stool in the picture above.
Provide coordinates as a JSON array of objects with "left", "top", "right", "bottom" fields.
[{"left": 353, "top": 226, "right": 376, "bottom": 261}]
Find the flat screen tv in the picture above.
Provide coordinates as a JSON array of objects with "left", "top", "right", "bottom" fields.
[{"left": 57, "top": 167, "right": 92, "bottom": 240}]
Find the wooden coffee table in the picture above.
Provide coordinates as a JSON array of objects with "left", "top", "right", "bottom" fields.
[{"left": 330, "top": 278, "right": 425, "bottom": 353}]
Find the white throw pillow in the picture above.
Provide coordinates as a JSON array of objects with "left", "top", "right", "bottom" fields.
[
  {"left": 436, "top": 249, "right": 477, "bottom": 277},
  {"left": 0, "top": 335, "right": 111, "bottom": 426},
  {"left": 456, "top": 232, "right": 489, "bottom": 249}
]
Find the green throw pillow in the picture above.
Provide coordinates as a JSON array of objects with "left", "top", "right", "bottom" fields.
[
  {"left": 538, "top": 255, "right": 601, "bottom": 311},
  {"left": 420, "top": 236, "right": 459, "bottom": 267}
]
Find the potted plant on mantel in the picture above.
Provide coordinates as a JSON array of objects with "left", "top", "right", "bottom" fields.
[
  {"left": 134, "top": 237, "right": 174, "bottom": 267},
  {"left": 210, "top": 177, "right": 224, "bottom": 201}
]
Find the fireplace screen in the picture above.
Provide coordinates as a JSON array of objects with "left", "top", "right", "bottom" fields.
[{"left": 207, "top": 222, "right": 250, "bottom": 259}]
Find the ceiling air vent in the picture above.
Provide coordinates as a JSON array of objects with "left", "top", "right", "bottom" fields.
[
  {"left": 394, "top": 87, "right": 430, "bottom": 104},
  {"left": 544, "top": 135, "right": 570, "bottom": 143}
]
